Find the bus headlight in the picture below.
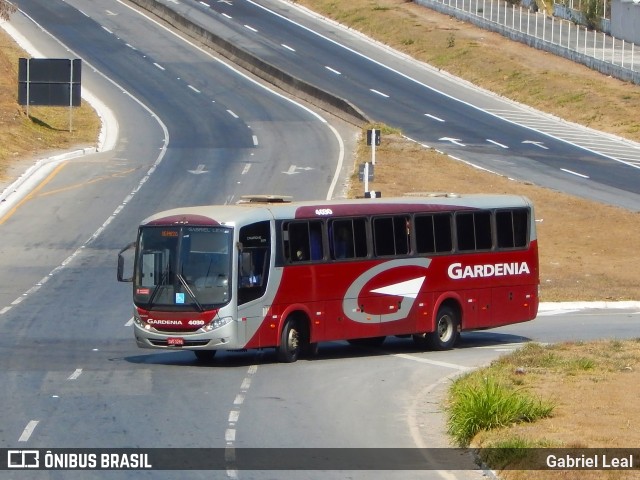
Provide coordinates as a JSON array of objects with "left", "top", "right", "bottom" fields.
[
  {"left": 205, "top": 316, "right": 232, "bottom": 332},
  {"left": 133, "top": 309, "right": 145, "bottom": 327}
]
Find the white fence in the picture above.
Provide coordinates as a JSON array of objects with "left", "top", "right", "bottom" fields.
[{"left": 414, "top": 0, "right": 640, "bottom": 83}]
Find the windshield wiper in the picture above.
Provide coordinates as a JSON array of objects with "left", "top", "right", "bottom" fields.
[
  {"left": 147, "top": 267, "right": 170, "bottom": 309},
  {"left": 177, "top": 273, "right": 204, "bottom": 312}
]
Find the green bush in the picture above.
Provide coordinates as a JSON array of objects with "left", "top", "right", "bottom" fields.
[{"left": 447, "top": 376, "right": 554, "bottom": 447}]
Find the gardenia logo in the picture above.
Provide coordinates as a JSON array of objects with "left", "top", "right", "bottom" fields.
[
  {"left": 147, "top": 319, "right": 183, "bottom": 325},
  {"left": 448, "top": 262, "right": 530, "bottom": 279}
]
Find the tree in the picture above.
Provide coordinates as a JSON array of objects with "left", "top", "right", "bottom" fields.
[{"left": 1, "top": 0, "right": 17, "bottom": 21}]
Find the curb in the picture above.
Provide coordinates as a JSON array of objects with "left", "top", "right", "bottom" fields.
[
  {"left": 538, "top": 301, "right": 640, "bottom": 311},
  {"left": 0, "top": 147, "right": 97, "bottom": 219}
]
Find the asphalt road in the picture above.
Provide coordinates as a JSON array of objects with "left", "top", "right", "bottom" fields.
[
  {"left": 148, "top": 0, "right": 640, "bottom": 211},
  {"left": 0, "top": 1, "right": 639, "bottom": 479}
]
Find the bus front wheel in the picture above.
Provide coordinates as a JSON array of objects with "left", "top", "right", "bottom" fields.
[
  {"left": 276, "top": 318, "right": 302, "bottom": 363},
  {"left": 414, "top": 305, "right": 459, "bottom": 351}
]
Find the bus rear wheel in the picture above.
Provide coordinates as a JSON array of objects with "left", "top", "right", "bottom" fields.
[
  {"left": 276, "top": 318, "right": 302, "bottom": 363},
  {"left": 414, "top": 305, "right": 459, "bottom": 350}
]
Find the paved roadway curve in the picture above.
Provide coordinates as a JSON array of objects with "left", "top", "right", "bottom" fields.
[
  {"left": 1, "top": 1, "right": 639, "bottom": 480},
  {"left": 0, "top": 0, "right": 353, "bottom": 476},
  {"left": 151, "top": 0, "right": 640, "bottom": 211}
]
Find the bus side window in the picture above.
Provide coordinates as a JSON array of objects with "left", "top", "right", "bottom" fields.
[
  {"left": 416, "top": 214, "right": 454, "bottom": 254},
  {"left": 330, "top": 218, "right": 368, "bottom": 260},
  {"left": 496, "top": 208, "right": 529, "bottom": 249},
  {"left": 286, "top": 221, "right": 324, "bottom": 262},
  {"left": 373, "top": 216, "right": 410, "bottom": 256},
  {"left": 331, "top": 220, "right": 355, "bottom": 259},
  {"left": 456, "top": 211, "right": 492, "bottom": 251}
]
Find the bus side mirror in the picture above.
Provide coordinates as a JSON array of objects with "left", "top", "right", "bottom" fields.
[{"left": 117, "top": 242, "right": 136, "bottom": 282}]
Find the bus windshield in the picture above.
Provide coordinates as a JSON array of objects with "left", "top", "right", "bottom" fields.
[{"left": 133, "top": 226, "right": 232, "bottom": 310}]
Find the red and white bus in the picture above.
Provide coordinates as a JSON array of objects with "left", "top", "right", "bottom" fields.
[{"left": 117, "top": 194, "right": 539, "bottom": 362}]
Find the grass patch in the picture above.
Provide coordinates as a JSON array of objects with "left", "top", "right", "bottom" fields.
[
  {"left": 447, "top": 376, "right": 554, "bottom": 447},
  {"left": 443, "top": 340, "right": 640, "bottom": 477},
  {"left": 477, "top": 436, "right": 558, "bottom": 470}
]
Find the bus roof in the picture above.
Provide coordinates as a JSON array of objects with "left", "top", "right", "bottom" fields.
[{"left": 140, "top": 194, "right": 534, "bottom": 228}]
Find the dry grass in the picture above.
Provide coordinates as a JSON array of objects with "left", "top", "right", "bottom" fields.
[
  {"left": 468, "top": 340, "right": 640, "bottom": 479},
  {"left": 0, "top": 28, "right": 99, "bottom": 183}
]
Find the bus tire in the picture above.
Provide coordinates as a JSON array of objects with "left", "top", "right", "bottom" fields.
[
  {"left": 426, "top": 305, "right": 459, "bottom": 350},
  {"left": 276, "top": 318, "right": 302, "bottom": 363},
  {"left": 194, "top": 350, "right": 217, "bottom": 362}
]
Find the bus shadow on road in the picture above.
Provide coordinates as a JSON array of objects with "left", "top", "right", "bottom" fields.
[{"left": 123, "top": 331, "right": 532, "bottom": 367}]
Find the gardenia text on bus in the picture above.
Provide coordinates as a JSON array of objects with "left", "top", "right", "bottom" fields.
[{"left": 447, "top": 262, "right": 530, "bottom": 279}]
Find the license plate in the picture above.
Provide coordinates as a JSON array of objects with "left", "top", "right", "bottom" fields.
[{"left": 167, "top": 337, "right": 184, "bottom": 346}]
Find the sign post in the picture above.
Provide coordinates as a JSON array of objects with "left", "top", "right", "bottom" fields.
[{"left": 366, "top": 129, "right": 381, "bottom": 165}]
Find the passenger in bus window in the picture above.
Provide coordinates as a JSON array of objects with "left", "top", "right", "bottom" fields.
[{"left": 334, "top": 226, "right": 353, "bottom": 259}]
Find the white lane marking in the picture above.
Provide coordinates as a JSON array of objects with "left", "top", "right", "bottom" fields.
[
  {"left": 241, "top": 164, "right": 251, "bottom": 175},
  {"left": 225, "top": 429, "right": 236, "bottom": 442},
  {"left": 153, "top": 62, "right": 165, "bottom": 70},
  {"left": 325, "top": 66, "right": 341, "bottom": 75},
  {"left": 439, "top": 137, "right": 466, "bottom": 147},
  {"left": 68, "top": 369, "right": 83, "bottom": 380},
  {"left": 188, "top": 85, "right": 201, "bottom": 93},
  {"left": 227, "top": 110, "right": 239, "bottom": 119},
  {"left": 228, "top": 411, "right": 240, "bottom": 423},
  {"left": 233, "top": 394, "right": 244, "bottom": 405},
  {"left": 425, "top": 113, "right": 444, "bottom": 122},
  {"left": 19, "top": 420, "right": 39, "bottom": 442},
  {"left": 125, "top": 317, "right": 134, "bottom": 327},
  {"left": 522, "top": 140, "right": 549, "bottom": 149},
  {"left": 222, "top": 13, "right": 232, "bottom": 19},
  {"left": 199, "top": 1, "right": 210, "bottom": 6},
  {"left": 407, "top": 372, "right": 472, "bottom": 480},
  {"left": 25, "top": 286, "right": 40, "bottom": 296},
  {"left": 248, "top": 365, "right": 258, "bottom": 375},
  {"left": 252, "top": 135, "right": 258, "bottom": 146},
  {"left": 1, "top": 306, "right": 12, "bottom": 315},
  {"left": 244, "top": 24, "right": 258, "bottom": 33},
  {"left": 561, "top": 168, "right": 590, "bottom": 179},
  {"left": 102, "top": 26, "right": 113, "bottom": 34},
  {"left": 370, "top": 88, "right": 389, "bottom": 98},
  {"left": 487, "top": 139, "right": 509, "bottom": 149},
  {"left": 393, "top": 353, "right": 472, "bottom": 371},
  {"left": 281, "top": 44, "right": 295, "bottom": 52},
  {"left": 240, "top": 378, "right": 251, "bottom": 390}
]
